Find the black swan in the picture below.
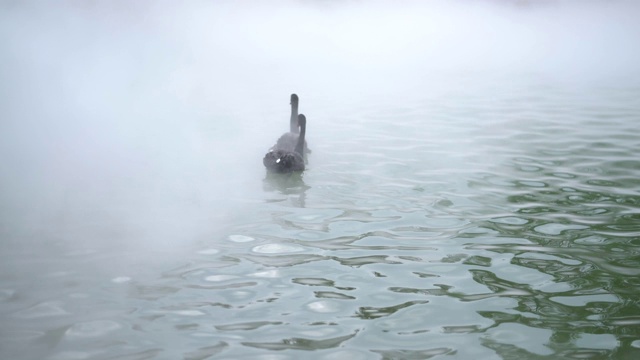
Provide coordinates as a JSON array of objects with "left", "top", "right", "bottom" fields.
[
  {"left": 263, "top": 114, "right": 307, "bottom": 173},
  {"left": 273, "top": 94, "right": 309, "bottom": 154}
]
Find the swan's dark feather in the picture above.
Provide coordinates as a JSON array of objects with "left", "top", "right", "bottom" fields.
[{"left": 263, "top": 149, "right": 304, "bottom": 173}]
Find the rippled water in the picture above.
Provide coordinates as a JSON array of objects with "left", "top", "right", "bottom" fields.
[
  {"left": 2, "top": 81, "right": 639, "bottom": 359},
  {"left": 2, "top": 1, "right": 640, "bottom": 359}
]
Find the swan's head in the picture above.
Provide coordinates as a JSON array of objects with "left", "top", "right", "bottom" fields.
[
  {"left": 297, "top": 114, "right": 306, "bottom": 128},
  {"left": 290, "top": 94, "right": 299, "bottom": 105}
]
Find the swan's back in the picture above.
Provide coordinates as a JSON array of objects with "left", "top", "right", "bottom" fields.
[{"left": 274, "top": 132, "right": 299, "bottom": 152}]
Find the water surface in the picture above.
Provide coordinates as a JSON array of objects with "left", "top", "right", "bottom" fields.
[{"left": 1, "top": 1, "right": 640, "bottom": 359}]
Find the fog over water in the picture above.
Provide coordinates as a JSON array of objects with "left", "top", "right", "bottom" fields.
[
  {"left": 1, "top": 2, "right": 640, "bottom": 356},
  {"left": 2, "top": 0, "right": 639, "bottom": 261}
]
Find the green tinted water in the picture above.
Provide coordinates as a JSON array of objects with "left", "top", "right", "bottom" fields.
[{"left": 2, "top": 81, "right": 638, "bottom": 359}]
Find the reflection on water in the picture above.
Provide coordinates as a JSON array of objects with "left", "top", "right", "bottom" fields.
[{"left": 263, "top": 171, "right": 309, "bottom": 208}]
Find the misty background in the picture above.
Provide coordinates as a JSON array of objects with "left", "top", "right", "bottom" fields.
[{"left": 1, "top": 0, "right": 639, "bottom": 269}]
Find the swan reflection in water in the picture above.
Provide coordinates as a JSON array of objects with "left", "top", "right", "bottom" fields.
[{"left": 262, "top": 171, "right": 309, "bottom": 208}]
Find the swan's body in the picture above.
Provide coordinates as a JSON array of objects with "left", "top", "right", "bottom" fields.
[
  {"left": 274, "top": 133, "right": 300, "bottom": 152},
  {"left": 272, "top": 94, "right": 309, "bottom": 154},
  {"left": 263, "top": 149, "right": 305, "bottom": 173},
  {"left": 264, "top": 114, "right": 307, "bottom": 173}
]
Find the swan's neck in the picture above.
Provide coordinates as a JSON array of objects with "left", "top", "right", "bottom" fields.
[
  {"left": 290, "top": 103, "right": 299, "bottom": 133},
  {"left": 295, "top": 121, "right": 306, "bottom": 156}
]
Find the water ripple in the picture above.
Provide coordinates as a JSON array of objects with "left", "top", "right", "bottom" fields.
[
  {"left": 242, "top": 331, "right": 358, "bottom": 351},
  {"left": 4, "top": 82, "right": 640, "bottom": 359}
]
